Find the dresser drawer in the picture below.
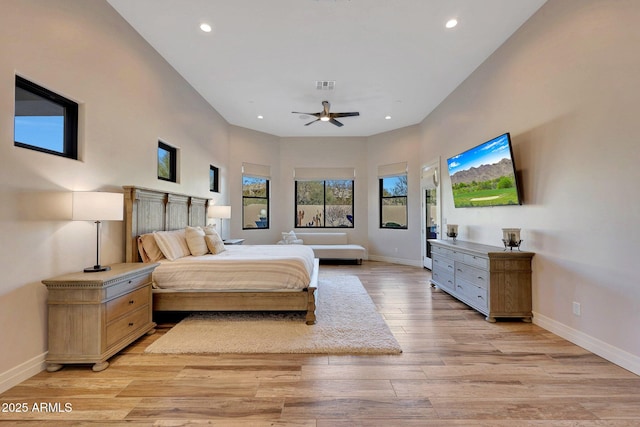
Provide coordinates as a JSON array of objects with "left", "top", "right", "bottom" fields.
[
  {"left": 106, "top": 285, "right": 150, "bottom": 322},
  {"left": 106, "top": 305, "right": 150, "bottom": 348},
  {"left": 105, "top": 272, "right": 152, "bottom": 300},
  {"left": 432, "top": 254, "right": 455, "bottom": 274},
  {"left": 430, "top": 244, "right": 447, "bottom": 256},
  {"left": 432, "top": 269, "right": 455, "bottom": 293},
  {"left": 456, "top": 278, "right": 488, "bottom": 310},
  {"left": 462, "top": 253, "right": 488, "bottom": 269},
  {"left": 455, "top": 262, "right": 489, "bottom": 289}
]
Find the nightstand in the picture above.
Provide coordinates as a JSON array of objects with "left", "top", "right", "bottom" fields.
[
  {"left": 223, "top": 238, "right": 245, "bottom": 245},
  {"left": 42, "top": 263, "right": 158, "bottom": 372}
]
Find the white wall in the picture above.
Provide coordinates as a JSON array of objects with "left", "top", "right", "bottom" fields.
[
  {"left": 0, "top": 0, "right": 229, "bottom": 389},
  {"left": 228, "top": 125, "right": 280, "bottom": 244},
  {"left": 366, "top": 125, "right": 422, "bottom": 265},
  {"left": 419, "top": 0, "right": 640, "bottom": 373}
]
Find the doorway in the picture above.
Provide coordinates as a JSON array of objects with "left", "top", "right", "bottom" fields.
[{"left": 421, "top": 159, "right": 440, "bottom": 269}]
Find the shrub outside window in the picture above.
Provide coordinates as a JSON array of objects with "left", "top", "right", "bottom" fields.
[
  {"left": 295, "top": 180, "right": 354, "bottom": 228},
  {"left": 380, "top": 174, "right": 407, "bottom": 229},
  {"left": 14, "top": 76, "right": 78, "bottom": 159},
  {"left": 243, "top": 176, "right": 269, "bottom": 229}
]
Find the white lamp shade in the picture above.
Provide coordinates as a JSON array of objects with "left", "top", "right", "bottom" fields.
[
  {"left": 72, "top": 192, "right": 124, "bottom": 221},
  {"left": 208, "top": 205, "right": 231, "bottom": 219}
]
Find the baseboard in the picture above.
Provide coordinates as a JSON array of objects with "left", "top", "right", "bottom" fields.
[
  {"left": 533, "top": 311, "right": 640, "bottom": 376},
  {"left": 367, "top": 254, "right": 423, "bottom": 267},
  {"left": 0, "top": 352, "right": 46, "bottom": 394}
]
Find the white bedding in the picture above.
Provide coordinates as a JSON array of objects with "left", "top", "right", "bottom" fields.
[{"left": 152, "top": 244, "right": 316, "bottom": 291}]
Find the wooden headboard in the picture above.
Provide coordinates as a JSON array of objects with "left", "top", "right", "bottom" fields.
[{"left": 123, "top": 186, "right": 209, "bottom": 263}]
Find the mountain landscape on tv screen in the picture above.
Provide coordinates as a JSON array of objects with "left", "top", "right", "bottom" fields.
[
  {"left": 449, "top": 158, "right": 520, "bottom": 207},
  {"left": 450, "top": 158, "right": 514, "bottom": 185}
]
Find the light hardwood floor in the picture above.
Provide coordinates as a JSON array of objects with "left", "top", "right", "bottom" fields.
[{"left": 2, "top": 261, "right": 639, "bottom": 425}]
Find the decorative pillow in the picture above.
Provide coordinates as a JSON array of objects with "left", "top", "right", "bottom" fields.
[
  {"left": 137, "top": 236, "right": 151, "bottom": 263},
  {"left": 153, "top": 229, "right": 191, "bottom": 261},
  {"left": 205, "top": 231, "right": 226, "bottom": 255},
  {"left": 282, "top": 230, "right": 298, "bottom": 244},
  {"left": 203, "top": 224, "right": 218, "bottom": 235},
  {"left": 185, "top": 226, "right": 208, "bottom": 256},
  {"left": 139, "top": 233, "right": 165, "bottom": 262}
]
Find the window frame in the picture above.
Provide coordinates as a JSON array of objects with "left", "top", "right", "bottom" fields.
[
  {"left": 295, "top": 179, "right": 355, "bottom": 229},
  {"left": 14, "top": 76, "right": 78, "bottom": 160},
  {"left": 209, "top": 165, "right": 219, "bottom": 192},
  {"left": 242, "top": 175, "right": 270, "bottom": 230},
  {"left": 157, "top": 141, "right": 177, "bottom": 183},
  {"left": 379, "top": 174, "right": 408, "bottom": 229}
]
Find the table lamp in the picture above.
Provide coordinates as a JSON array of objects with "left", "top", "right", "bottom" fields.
[{"left": 72, "top": 192, "right": 124, "bottom": 272}]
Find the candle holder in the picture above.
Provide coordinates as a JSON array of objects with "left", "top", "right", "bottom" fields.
[
  {"left": 446, "top": 224, "right": 458, "bottom": 241},
  {"left": 502, "top": 228, "right": 522, "bottom": 251}
]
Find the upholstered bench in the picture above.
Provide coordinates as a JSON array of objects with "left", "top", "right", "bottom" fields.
[{"left": 290, "top": 232, "right": 366, "bottom": 264}]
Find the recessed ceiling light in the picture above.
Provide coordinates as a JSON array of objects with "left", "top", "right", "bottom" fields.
[
  {"left": 445, "top": 18, "right": 458, "bottom": 29},
  {"left": 257, "top": 115, "right": 264, "bottom": 119},
  {"left": 385, "top": 115, "right": 392, "bottom": 120},
  {"left": 200, "top": 23, "right": 212, "bottom": 33}
]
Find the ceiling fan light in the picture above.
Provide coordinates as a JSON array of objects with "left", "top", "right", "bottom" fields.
[
  {"left": 320, "top": 116, "right": 330, "bottom": 122},
  {"left": 445, "top": 19, "right": 458, "bottom": 29}
]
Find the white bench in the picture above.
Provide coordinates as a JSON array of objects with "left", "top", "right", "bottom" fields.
[{"left": 293, "top": 232, "right": 366, "bottom": 264}]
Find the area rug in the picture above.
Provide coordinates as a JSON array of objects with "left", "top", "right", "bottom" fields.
[{"left": 145, "top": 275, "right": 402, "bottom": 354}]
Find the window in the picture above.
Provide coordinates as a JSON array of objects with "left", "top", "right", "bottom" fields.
[
  {"left": 14, "top": 76, "right": 78, "bottom": 159},
  {"left": 158, "top": 141, "right": 177, "bottom": 182},
  {"left": 380, "top": 174, "right": 408, "bottom": 229},
  {"left": 295, "top": 180, "right": 354, "bottom": 228},
  {"left": 242, "top": 175, "right": 269, "bottom": 229},
  {"left": 209, "top": 165, "right": 219, "bottom": 192}
]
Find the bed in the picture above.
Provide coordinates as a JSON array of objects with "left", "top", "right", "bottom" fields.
[{"left": 123, "top": 186, "right": 319, "bottom": 324}]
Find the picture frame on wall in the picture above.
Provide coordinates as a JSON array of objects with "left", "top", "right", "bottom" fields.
[{"left": 210, "top": 165, "right": 219, "bottom": 192}]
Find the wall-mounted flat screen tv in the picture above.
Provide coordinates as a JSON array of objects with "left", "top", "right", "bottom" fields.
[{"left": 446, "top": 132, "right": 522, "bottom": 208}]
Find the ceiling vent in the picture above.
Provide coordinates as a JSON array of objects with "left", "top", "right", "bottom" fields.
[{"left": 316, "top": 81, "right": 335, "bottom": 90}]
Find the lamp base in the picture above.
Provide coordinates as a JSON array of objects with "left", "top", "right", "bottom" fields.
[{"left": 84, "top": 265, "right": 111, "bottom": 273}]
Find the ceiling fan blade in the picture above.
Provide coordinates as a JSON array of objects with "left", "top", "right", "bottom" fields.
[
  {"left": 305, "top": 119, "right": 320, "bottom": 126},
  {"left": 292, "top": 111, "right": 320, "bottom": 117},
  {"left": 332, "top": 112, "right": 360, "bottom": 118},
  {"left": 329, "top": 118, "right": 344, "bottom": 127}
]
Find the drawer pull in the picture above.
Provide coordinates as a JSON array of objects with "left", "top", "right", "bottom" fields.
[
  {"left": 129, "top": 300, "right": 135, "bottom": 305},
  {"left": 457, "top": 268, "right": 462, "bottom": 272},
  {"left": 448, "top": 265, "right": 453, "bottom": 269},
  {"left": 477, "top": 276, "right": 484, "bottom": 280},
  {"left": 478, "top": 295, "right": 484, "bottom": 300},
  {"left": 128, "top": 280, "right": 132, "bottom": 284},
  {"left": 128, "top": 322, "right": 134, "bottom": 327}
]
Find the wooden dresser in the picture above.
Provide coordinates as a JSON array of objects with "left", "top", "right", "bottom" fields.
[
  {"left": 42, "top": 263, "right": 158, "bottom": 372},
  {"left": 428, "top": 239, "right": 534, "bottom": 322}
]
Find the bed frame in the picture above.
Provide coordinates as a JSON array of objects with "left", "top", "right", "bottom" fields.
[{"left": 123, "top": 186, "right": 318, "bottom": 324}]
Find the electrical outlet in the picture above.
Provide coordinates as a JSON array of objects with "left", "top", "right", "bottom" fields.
[{"left": 572, "top": 302, "right": 581, "bottom": 316}]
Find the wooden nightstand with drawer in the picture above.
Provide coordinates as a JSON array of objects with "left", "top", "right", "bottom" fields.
[{"left": 42, "top": 263, "right": 158, "bottom": 372}]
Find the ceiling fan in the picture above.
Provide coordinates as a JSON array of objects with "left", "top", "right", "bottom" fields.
[{"left": 292, "top": 100, "right": 359, "bottom": 127}]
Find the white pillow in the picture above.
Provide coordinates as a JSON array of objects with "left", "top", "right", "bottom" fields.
[
  {"left": 203, "top": 224, "right": 218, "bottom": 235},
  {"left": 282, "top": 230, "right": 297, "bottom": 244},
  {"left": 205, "top": 232, "right": 226, "bottom": 255},
  {"left": 153, "top": 229, "right": 191, "bottom": 261},
  {"left": 185, "top": 226, "right": 208, "bottom": 256}
]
